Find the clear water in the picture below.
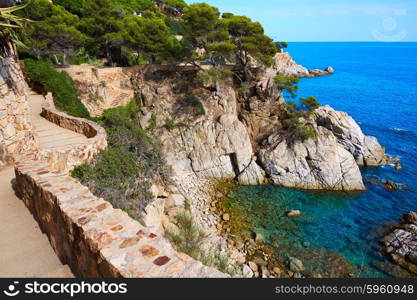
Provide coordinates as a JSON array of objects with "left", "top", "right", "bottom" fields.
[{"left": 232, "top": 42, "right": 417, "bottom": 277}]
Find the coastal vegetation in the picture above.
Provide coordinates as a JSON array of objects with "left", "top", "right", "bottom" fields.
[
  {"left": 0, "top": 4, "right": 28, "bottom": 58},
  {"left": 24, "top": 58, "right": 90, "bottom": 118},
  {"left": 165, "top": 207, "right": 238, "bottom": 276},
  {"left": 72, "top": 99, "right": 170, "bottom": 220},
  {"left": 15, "top": 0, "right": 278, "bottom": 82},
  {"left": 274, "top": 74, "right": 299, "bottom": 98}
]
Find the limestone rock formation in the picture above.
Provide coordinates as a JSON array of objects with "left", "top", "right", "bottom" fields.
[
  {"left": 64, "top": 59, "right": 391, "bottom": 192},
  {"left": 162, "top": 113, "right": 265, "bottom": 185},
  {"left": 381, "top": 212, "right": 417, "bottom": 275},
  {"left": 314, "top": 105, "right": 393, "bottom": 166},
  {"left": 269, "top": 52, "right": 310, "bottom": 77},
  {"left": 259, "top": 52, "right": 334, "bottom": 86},
  {"left": 64, "top": 65, "right": 135, "bottom": 116},
  {"left": 259, "top": 126, "right": 365, "bottom": 191}
]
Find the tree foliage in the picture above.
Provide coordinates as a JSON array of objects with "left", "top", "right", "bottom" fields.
[
  {"left": 123, "top": 12, "right": 173, "bottom": 63},
  {"left": 222, "top": 13, "right": 278, "bottom": 81},
  {"left": 53, "top": 0, "right": 86, "bottom": 15},
  {"left": 301, "top": 96, "right": 320, "bottom": 111},
  {"left": 18, "top": 0, "right": 280, "bottom": 72},
  {"left": 183, "top": 3, "right": 220, "bottom": 46},
  {"left": 24, "top": 58, "right": 90, "bottom": 118},
  {"left": 23, "top": 0, "right": 86, "bottom": 64},
  {"left": 281, "top": 97, "right": 321, "bottom": 141},
  {"left": 77, "top": 0, "right": 125, "bottom": 65},
  {"left": 275, "top": 74, "right": 299, "bottom": 98},
  {"left": 0, "top": 4, "right": 29, "bottom": 56}
]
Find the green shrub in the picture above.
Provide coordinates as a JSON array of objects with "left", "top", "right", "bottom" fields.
[
  {"left": 72, "top": 100, "right": 171, "bottom": 219},
  {"left": 24, "top": 58, "right": 90, "bottom": 118},
  {"left": 281, "top": 98, "right": 319, "bottom": 141},
  {"left": 165, "top": 211, "right": 208, "bottom": 258},
  {"left": 165, "top": 209, "right": 238, "bottom": 275},
  {"left": 274, "top": 74, "right": 299, "bottom": 98},
  {"left": 163, "top": 118, "right": 176, "bottom": 131},
  {"left": 292, "top": 124, "right": 316, "bottom": 140},
  {"left": 185, "top": 92, "right": 205, "bottom": 116},
  {"left": 195, "top": 67, "right": 232, "bottom": 88},
  {"left": 300, "top": 96, "right": 320, "bottom": 111},
  {"left": 163, "top": 118, "right": 187, "bottom": 131}
]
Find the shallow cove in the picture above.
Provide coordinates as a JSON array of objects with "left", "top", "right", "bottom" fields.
[
  {"left": 227, "top": 184, "right": 415, "bottom": 277},
  {"left": 227, "top": 42, "right": 417, "bottom": 278}
]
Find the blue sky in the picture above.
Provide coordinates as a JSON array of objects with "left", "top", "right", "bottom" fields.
[{"left": 187, "top": 0, "right": 417, "bottom": 41}]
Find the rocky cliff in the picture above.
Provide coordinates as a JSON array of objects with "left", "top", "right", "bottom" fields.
[
  {"left": 62, "top": 53, "right": 391, "bottom": 192},
  {"left": 0, "top": 49, "right": 38, "bottom": 168}
]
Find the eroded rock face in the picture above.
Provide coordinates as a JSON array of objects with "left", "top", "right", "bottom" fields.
[
  {"left": 314, "top": 105, "right": 392, "bottom": 166},
  {"left": 162, "top": 113, "right": 265, "bottom": 185},
  {"left": 63, "top": 65, "right": 135, "bottom": 117},
  {"left": 381, "top": 212, "right": 417, "bottom": 275},
  {"left": 259, "top": 126, "right": 365, "bottom": 191}
]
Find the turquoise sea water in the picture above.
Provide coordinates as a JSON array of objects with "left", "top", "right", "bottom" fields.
[{"left": 233, "top": 42, "right": 417, "bottom": 277}]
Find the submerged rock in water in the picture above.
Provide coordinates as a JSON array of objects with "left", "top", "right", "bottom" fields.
[
  {"left": 384, "top": 180, "right": 398, "bottom": 191},
  {"left": 287, "top": 210, "right": 301, "bottom": 217},
  {"left": 381, "top": 212, "right": 417, "bottom": 275}
]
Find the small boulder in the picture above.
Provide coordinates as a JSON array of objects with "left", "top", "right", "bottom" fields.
[
  {"left": 394, "top": 163, "right": 402, "bottom": 171},
  {"left": 253, "top": 257, "right": 267, "bottom": 267},
  {"left": 384, "top": 180, "right": 398, "bottom": 191},
  {"left": 287, "top": 210, "right": 301, "bottom": 217},
  {"left": 254, "top": 231, "right": 265, "bottom": 243},
  {"left": 242, "top": 264, "right": 254, "bottom": 278},
  {"left": 261, "top": 266, "right": 270, "bottom": 277},
  {"left": 403, "top": 212, "right": 417, "bottom": 225},
  {"left": 289, "top": 257, "right": 305, "bottom": 272},
  {"left": 248, "top": 261, "right": 258, "bottom": 273},
  {"left": 222, "top": 213, "right": 230, "bottom": 221},
  {"left": 325, "top": 66, "right": 334, "bottom": 73},
  {"left": 235, "top": 240, "right": 245, "bottom": 251},
  {"left": 273, "top": 267, "right": 282, "bottom": 276},
  {"left": 166, "top": 194, "right": 185, "bottom": 209}
]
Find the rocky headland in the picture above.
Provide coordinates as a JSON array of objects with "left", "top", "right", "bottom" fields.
[{"left": 60, "top": 52, "right": 396, "bottom": 277}]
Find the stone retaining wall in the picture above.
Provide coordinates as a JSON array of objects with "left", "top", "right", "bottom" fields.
[
  {"left": 0, "top": 54, "right": 38, "bottom": 168},
  {"left": 15, "top": 102, "right": 226, "bottom": 278}
]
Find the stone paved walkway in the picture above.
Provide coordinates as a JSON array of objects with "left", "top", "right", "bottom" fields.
[
  {"left": 0, "top": 93, "right": 77, "bottom": 277},
  {"left": 30, "top": 94, "right": 87, "bottom": 149}
]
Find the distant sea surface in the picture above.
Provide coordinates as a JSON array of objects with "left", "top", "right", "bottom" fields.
[{"left": 231, "top": 42, "right": 417, "bottom": 277}]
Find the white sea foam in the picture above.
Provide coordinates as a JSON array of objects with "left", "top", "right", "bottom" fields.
[{"left": 390, "top": 127, "right": 409, "bottom": 132}]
